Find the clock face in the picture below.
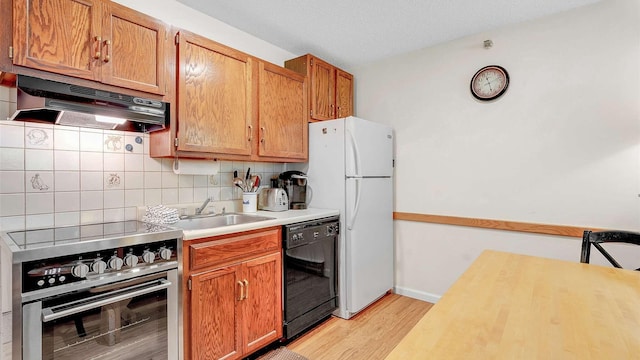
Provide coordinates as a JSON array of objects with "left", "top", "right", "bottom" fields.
[{"left": 470, "top": 65, "right": 509, "bottom": 101}]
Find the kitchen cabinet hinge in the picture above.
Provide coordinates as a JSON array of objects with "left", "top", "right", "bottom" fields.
[
  {"left": 8, "top": 46, "right": 13, "bottom": 59},
  {"left": 174, "top": 137, "right": 179, "bottom": 147},
  {"left": 175, "top": 33, "right": 180, "bottom": 45},
  {"left": 188, "top": 279, "right": 192, "bottom": 291}
]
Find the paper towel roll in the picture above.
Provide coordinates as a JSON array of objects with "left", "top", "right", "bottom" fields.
[{"left": 173, "top": 159, "right": 220, "bottom": 175}]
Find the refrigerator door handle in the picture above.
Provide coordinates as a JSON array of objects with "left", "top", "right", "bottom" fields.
[
  {"left": 347, "top": 178, "right": 362, "bottom": 230},
  {"left": 347, "top": 128, "right": 361, "bottom": 176}
]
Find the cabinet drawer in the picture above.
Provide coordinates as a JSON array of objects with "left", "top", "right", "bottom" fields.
[{"left": 190, "top": 228, "right": 280, "bottom": 271}]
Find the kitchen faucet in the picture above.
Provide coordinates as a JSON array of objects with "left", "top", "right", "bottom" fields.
[{"left": 195, "top": 197, "right": 212, "bottom": 215}]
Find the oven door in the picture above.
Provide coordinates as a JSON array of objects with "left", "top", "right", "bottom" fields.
[{"left": 22, "top": 270, "right": 178, "bottom": 360}]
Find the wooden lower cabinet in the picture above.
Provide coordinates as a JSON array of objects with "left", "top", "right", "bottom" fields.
[{"left": 184, "top": 227, "right": 283, "bottom": 360}]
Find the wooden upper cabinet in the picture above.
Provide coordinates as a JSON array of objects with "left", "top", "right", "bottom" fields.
[
  {"left": 336, "top": 69, "right": 354, "bottom": 119},
  {"left": 156, "top": 30, "right": 308, "bottom": 162},
  {"left": 309, "top": 57, "right": 335, "bottom": 121},
  {"left": 175, "top": 30, "right": 253, "bottom": 156},
  {"left": 258, "top": 61, "right": 308, "bottom": 160},
  {"left": 285, "top": 53, "right": 354, "bottom": 122},
  {"left": 100, "top": 1, "right": 166, "bottom": 94},
  {"left": 13, "top": 0, "right": 102, "bottom": 80},
  {"left": 12, "top": 0, "right": 167, "bottom": 95}
]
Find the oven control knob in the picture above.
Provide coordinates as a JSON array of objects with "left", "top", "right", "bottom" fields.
[
  {"left": 124, "top": 254, "right": 139, "bottom": 267},
  {"left": 159, "top": 247, "right": 172, "bottom": 260},
  {"left": 108, "top": 256, "right": 124, "bottom": 270},
  {"left": 37, "top": 279, "right": 45, "bottom": 287},
  {"left": 142, "top": 250, "right": 156, "bottom": 264},
  {"left": 48, "top": 278, "right": 56, "bottom": 284},
  {"left": 91, "top": 259, "right": 107, "bottom": 274},
  {"left": 71, "top": 263, "right": 90, "bottom": 278}
]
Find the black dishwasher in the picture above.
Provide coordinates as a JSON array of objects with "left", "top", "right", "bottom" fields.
[{"left": 282, "top": 216, "right": 339, "bottom": 339}]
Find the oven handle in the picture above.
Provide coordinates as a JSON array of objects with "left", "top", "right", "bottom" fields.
[{"left": 41, "top": 279, "right": 171, "bottom": 322}]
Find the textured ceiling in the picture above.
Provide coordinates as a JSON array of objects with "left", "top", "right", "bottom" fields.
[{"left": 176, "top": 0, "right": 601, "bottom": 70}]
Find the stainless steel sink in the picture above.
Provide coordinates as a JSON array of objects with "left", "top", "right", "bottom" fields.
[{"left": 173, "top": 213, "right": 275, "bottom": 230}]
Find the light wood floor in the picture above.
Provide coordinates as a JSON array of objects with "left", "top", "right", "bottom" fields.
[{"left": 286, "top": 294, "right": 433, "bottom": 360}]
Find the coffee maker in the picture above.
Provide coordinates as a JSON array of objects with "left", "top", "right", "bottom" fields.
[{"left": 278, "top": 171, "right": 308, "bottom": 209}]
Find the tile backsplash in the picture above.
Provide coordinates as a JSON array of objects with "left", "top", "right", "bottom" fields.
[{"left": 0, "top": 87, "right": 284, "bottom": 231}]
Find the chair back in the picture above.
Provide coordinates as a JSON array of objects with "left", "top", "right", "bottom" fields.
[{"left": 581, "top": 230, "right": 640, "bottom": 270}]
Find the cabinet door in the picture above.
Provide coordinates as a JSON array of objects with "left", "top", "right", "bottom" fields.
[
  {"left": 13, "top": 0, "right": 102, "bottom": 80},
  {"left": 336, "top": 69, "right": 354, "bottom": 118},
  {"left": 258, "top": 61, "right": 308, "bottom": 160},
  {"left": 190, "top": 267, "right": 242, "bottom": 360},
  {"left": 310, "top": 56, "right": 335, "bottom": 121},
  {"left": 241, "top": 252, "right": 282, "bottom": 354},
  {"left": 176, "top": 30, "right": 253, "bottom": 156},
  {"left": 101, "top": 1, "right": 166, "bottom": 94}
]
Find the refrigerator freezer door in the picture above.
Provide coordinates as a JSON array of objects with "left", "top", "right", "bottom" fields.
[
  {"left": 345, "top": 116, "right": 394, "bottom": 177},
  {"left": 345, "top": 177, "right": 394, "bottom": 315}
]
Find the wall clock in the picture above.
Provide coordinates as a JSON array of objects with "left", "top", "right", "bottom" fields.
[{"left": 470, "top": 65, "right": 509, "bottom": 101}]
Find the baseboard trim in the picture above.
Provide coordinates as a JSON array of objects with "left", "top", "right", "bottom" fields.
[{"left": 394, "top": 286, "right": 441, "bottom": 304}]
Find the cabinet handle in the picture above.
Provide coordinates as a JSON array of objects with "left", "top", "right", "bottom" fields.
[
  {"left": 248, "top": 125, "right": 253, "bottom": 142},
  {"left": 260, "top": 127, "right": 265, "bottom": 144},
  {"left": 243, "top": 279, "right": 249, "bottom": 300},
  {"left": 237, "top": 281, "right": 244, "bottom": 301},
  {"left": 337, "top": 106, "right": 341, "bottom": 118},
  {"left": 93, "top": 36, "right": 102, "bottom": 59},
  {"left": 103, "top": 39, "right": 111, "bottom": 63},
  {"left": 330, "top": 104, "right": 335, "bottom": 117}
]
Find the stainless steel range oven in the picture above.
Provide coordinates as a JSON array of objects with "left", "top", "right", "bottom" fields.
[
  {"left": 282, "top": 216, "right": 339, "bottom": 340},
  {"left": 0, "top": 221, "right": 183, "bottom": 360}
]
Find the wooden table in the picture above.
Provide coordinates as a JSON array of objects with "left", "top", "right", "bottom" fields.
[{"left": 385, "top": 250, "right": 640, "bottom": 359}]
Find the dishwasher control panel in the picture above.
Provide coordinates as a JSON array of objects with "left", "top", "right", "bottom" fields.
[{"left": 284, "top": 216, "right": 339, "bottom": 249}]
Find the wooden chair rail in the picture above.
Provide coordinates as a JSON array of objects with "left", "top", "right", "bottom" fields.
[{"left": 393, "top": 212, "right": 602, "bottom": 238}]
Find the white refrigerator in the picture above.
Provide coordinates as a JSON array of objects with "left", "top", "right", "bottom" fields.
[{"left": 305, "top": 116, "right": 394, "bottom": 319}]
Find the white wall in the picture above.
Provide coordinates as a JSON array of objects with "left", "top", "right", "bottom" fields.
[
  {"left": 112, "top": 0, "right": 296, "bottom": 66},
  {"left": 353, "top": 0, "right": 640, "bottom": 302}
]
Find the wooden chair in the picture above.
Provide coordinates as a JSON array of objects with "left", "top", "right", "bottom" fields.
[{"left": 581, "top": 230, "right": 640, "bottom": 270}]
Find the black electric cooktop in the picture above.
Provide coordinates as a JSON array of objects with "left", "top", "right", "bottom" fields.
[{"left": 2, "top": 221, "right": 182, "bottom": 262}]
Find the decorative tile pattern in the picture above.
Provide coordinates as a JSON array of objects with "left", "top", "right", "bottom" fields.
[
  {"left": 25, "top": 127, "right": 52, "bottom": 149},
  {"left": 104, "top": 134, "right": 124, "bottom": 152},
  {"left": 104, "top": 173, "right": 122, "bottom": 189},
  {"left": 26, "top": 172, "right": 52, "bottom": 192}
]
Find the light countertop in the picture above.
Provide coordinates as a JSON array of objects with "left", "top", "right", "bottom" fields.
[
  {"left": 385, "top": 250, "right": 640, "bottom": 359},
  {"left": 177, "top": 208, "right": 340, "bottom": 240}
]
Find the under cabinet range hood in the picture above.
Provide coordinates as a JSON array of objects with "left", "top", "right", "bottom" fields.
[{"left": 11, "top": 75, "right": 169, "bottom": 132}]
